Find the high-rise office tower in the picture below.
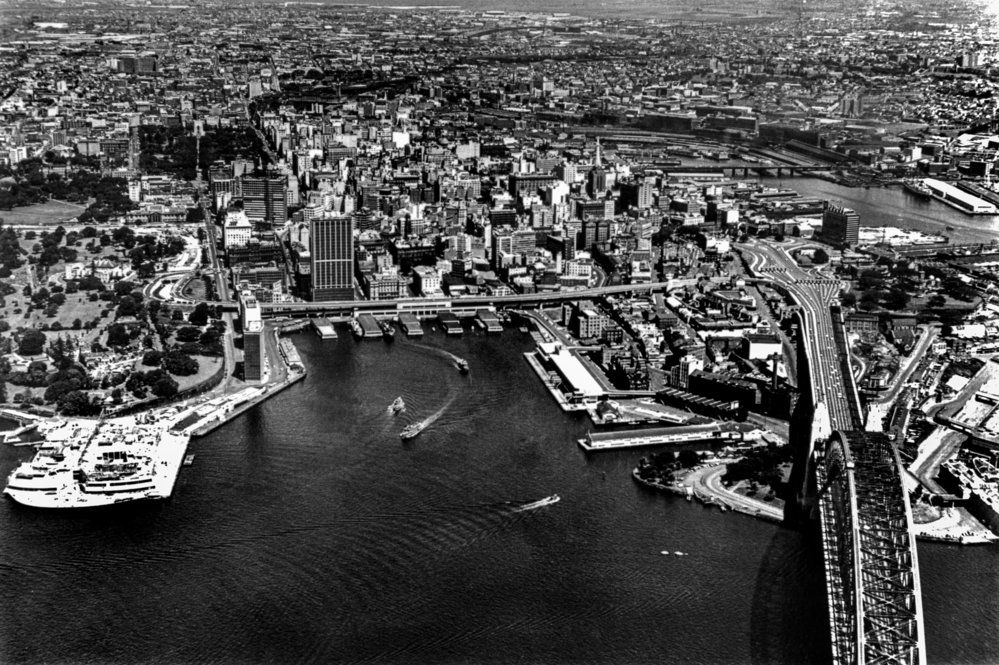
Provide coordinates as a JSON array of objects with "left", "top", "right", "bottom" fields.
[
  {"left": 310, "top": 216, "right": 355, "bottom": 301},
  {"left": 587, "top": 167, "right": 607, "bottom": 198},
  {"left": 621, "top": 181, "right": 654, "bottom": 210},
  {"left": 822, "top": 204, "right": 860, "bottom": 248},
  {"left": 240, "top": 290, "right": 264, "bottom": 382},
  {"left": 581, "top": 218, "right": 612, "bottom": 249},
  {"left": 240, "top": 173, "right": 288, "bottom": 226}
]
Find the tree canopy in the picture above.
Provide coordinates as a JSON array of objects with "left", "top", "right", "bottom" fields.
[{"left": 18, "top": 329, "right": 47, "bottom": 356}]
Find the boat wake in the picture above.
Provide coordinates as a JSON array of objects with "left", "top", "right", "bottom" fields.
[
  {"left": 388, "top": 397, "right": 406, "bottom": 415},
  {"left": 510, "top": 494, "right": 561, "bottom": 513},
  {"left": 442, "top": 351, "right": 467, "bottom": 369},
  {"left": 424, "top": 395, "right": 456, "bottom": 429},
  {"left": 408, "top": 342, "right": 466, "bottom": 370},
  {"left": 401, "top": 395, "right": 456, "bottom": 440}
]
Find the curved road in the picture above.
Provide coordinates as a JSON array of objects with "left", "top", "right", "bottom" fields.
[
  {"left": 738, "top": 240, "right": 858, "bottom": 431},
  {"left": 682, "top": 464, "right": 784, "bottom": 521}
]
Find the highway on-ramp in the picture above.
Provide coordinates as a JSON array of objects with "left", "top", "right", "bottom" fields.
[{"left": 739, "top": 240, "right": 857, "bottom": 431}]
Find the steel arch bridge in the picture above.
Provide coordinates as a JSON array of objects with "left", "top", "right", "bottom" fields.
[
  {"left": 815, "top": 430, "right": 926, "bottom": 665},
  {"left": 740, "top": 241, "right": 925, "bottom": 664}
]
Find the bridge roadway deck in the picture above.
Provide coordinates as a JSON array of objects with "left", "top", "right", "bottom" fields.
[
  {"left": 740, "top": 241, "right": 925, "bottom": 665},
  {"left": 739, "top": 240, "right": 857, "bottom": 431}
]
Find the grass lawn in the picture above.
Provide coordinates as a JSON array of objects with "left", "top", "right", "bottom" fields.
[
  {"left": 2, "top": 383, "right": 44, "bottom": 405},
  {"left": 1, "top": 289, "right": 111, "bottom": 333},
  {"left": 128, "top": 353, "right": 222, "bottom": 396},
  {"left": 181, "top": 276, "right": 207, "bottom": 300},
  {"left": 18, "top": 237, "right": 123, "bottom": 262},
  {"left": 1, "top": 199, "right": 91, "bottom": 226},
  {"left": 907, "top": 293, "right": 978, "bottom": 311},
  {"left": 173, "top": 355, "right": 223, "bottom": 392}
]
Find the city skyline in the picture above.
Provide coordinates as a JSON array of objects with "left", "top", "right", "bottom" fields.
[{"left": 1, "top": 0, "right": 999, "bottom": 663}]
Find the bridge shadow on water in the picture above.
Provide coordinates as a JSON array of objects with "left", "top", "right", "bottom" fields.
[
  {"left": 746, "top": 311, "right": 833, "bottom": 664},
  {"left": 750, "top": 524, "right": 832, "bottom": 665}
]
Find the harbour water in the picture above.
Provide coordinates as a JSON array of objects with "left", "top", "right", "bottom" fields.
[
  {"left": 671, "top": 157, "right": 999, "bottom": 244},
  {"left": 763, "top": 177, "right": 999, "bottom": 246},
  {"left": 1, "top": 331, "right": 998, "bottom": 664}
]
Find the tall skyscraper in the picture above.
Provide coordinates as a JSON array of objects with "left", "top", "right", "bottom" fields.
[
  {"left": 240, "top": 173, "right": 288, "bottom": 226},
  {"left": 310, "top": 216, "right": 355, "bottom": 301},
  {"left": 587, "top": 167, "right": 607, "bottom": 198},
  {"left": 587, "top": 138, "right": 607, "bottom": 198},
  {"left": 822, "top": 204, "right": 860, "bottom": 248},
  {"left": 240, "top": 290, "right": 264, "bottom": 382},
  {"left": 581, "top": 218, "right": 612, "bottom": 249},
  {"left": 621, "top": 181, "right": 654, "bottom": 210},
  {"left": 556, "top": 161, "right": 577, "bottom": 185}
]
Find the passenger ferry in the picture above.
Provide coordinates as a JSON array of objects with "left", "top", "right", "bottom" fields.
[
  {"left": 348, "top": 319, "right": 364, "bottom": 338},
  {"left": 400, "top": 419, "right": 428, "bottom": 441}
]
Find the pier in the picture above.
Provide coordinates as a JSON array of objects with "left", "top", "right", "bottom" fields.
[
  {"left": 0, "top": 409, "right": 46, "bottom": 444},
  {"left": 475, "top": 309, "right": 503, "bottom": 333},
  {"left": 154, "top": 426, "right": 190, "bottom": 499},
  {"left": 187, "top": 371, "right": 307, "bottom": 438},
  {"left": 523, "top": 351, "right": 589, "bottom": 412},
  {"left": 357, "top": 313, "right": 383, "bottom": 338},
  {"left": 924, "top": 177, "right": 997, "bottom": 214},
  {"left": 0, "top": 408, "right": 46, "bottom": 426},
  {"left": 438, "top": 311, "right": 463, "bottom": 336},
  {"left": 312, "top": 317, "right": 338, "bottom": 339},
  {"left": 578, "top": 423, "right": 762, "bottom": 451},
  {"left": 398, "top": 312, "right": 424, "bottom": 336}
]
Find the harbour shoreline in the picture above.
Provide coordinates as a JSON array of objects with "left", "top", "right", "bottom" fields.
[
  {"left": 632, "top": 466, "right": 785, "bottom": 524},
  {"left": 189, "top": 369, "right": 307, "bottom": 438},
  {"left": 2, "top": 325, "right": 309, "bottom": 508}
]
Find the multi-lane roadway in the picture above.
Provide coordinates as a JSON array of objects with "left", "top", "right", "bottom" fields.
[{"left": 739, "top": 240, "right": 859, "bottom": 432}]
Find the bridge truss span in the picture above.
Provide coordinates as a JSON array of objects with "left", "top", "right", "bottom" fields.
[
  {"left": 818, "top": 431, "right": 926, "bottom": 665},
  {"left": 742, "top": 241, "right": 924, "bottom": 664},
  {"left": 816, "top": 432, "right": 861, "bottom": 665}
]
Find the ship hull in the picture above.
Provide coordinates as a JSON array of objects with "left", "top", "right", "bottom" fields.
[
  {"left": 4, "top": 486, "right": 161, "bottom": 509},
  {"left": 903, "top": 181, "right": 932, "bottom": 199}
]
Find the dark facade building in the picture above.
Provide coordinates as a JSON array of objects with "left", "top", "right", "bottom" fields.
[
  {"left": 243, "top": 328, "right": 263, "bottom": 381},
  {"left": 581, "top": 218, "right": 612, "bottom": 250},
  {"left": 546, "top": 234, "right": 576, "bottom": 261},
  {"left": 587, "top": 167, "right": 607, "bottom": 198},
  {"left": 240, "top": 173, "right": 288, "bottom": 226},
  {"left": 489, "top": 208, "right": 517, "bottom": 226},
  {"left": 226, "top": 240, "right": 283, "bottom": 267},
  {"left": 310, "top": 216, "right": 355, "bottom": 301},
  {"left": 687, "top": 370, "right": 760, "bottom": 410},
  {"left": 821, "top": 204, "right": 860, "bottom": 248},
  {"left": 391, "top": 241, "right": 437, "bottom": 274},
  {"left": 620, "top": 181, "right": 654, "bottom": 210},
  {"left": 508, "top": 174, "right": 558, "bottom": 198},
  {"left": 117, "top": 54, "right": 158, "bottom": 74},
  {"left": 576, "top": 199, "right": 610, "bottom": 221}
]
